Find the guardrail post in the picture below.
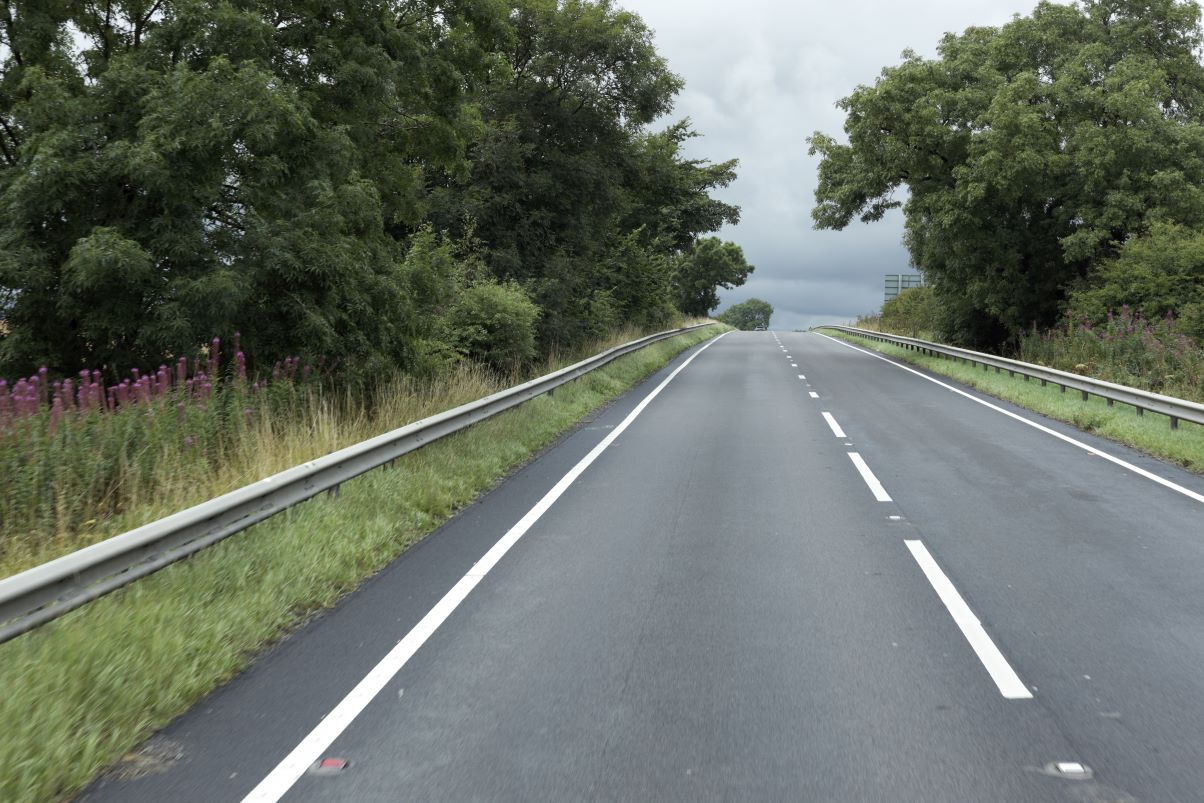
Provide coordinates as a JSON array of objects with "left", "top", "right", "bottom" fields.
[
  {"left": 1171, "top": 416, "right": 1179, "bottom": 430},
  {"left": 1136, "top": 407, "right": 1144, "bottom": 417},
  {"left": 1081, "top": 390, "right": 1089, "bottom": 401}
]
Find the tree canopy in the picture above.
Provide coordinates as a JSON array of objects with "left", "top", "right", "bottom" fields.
[
  {"left": 718, "top": 298, "right": 772, "bottom": 330},
  {"left": 809, "top": 0, "right": 1204, "bottom": 346},
  {"left": 673, "top": 237, "right": 755, "bottom": 318},
  {"left": 0, "top": 0, "right": 750, "bottom": 377}
]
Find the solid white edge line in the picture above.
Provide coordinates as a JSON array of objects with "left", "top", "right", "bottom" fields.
[
  {"left": 847, "top": 452, "right": 892, "bottom": 502},
  {"left": 814, "top": 332, "right": 1204, "bottom": 506},
  {"left": 904, "top": 540, "right": 1033, "bottom": 700},
  {"left": 821, "top": 412, "right": 847, "bottom": 439},
  {"left": 240, "top": 332, "right": 730, "bottom": 803}
]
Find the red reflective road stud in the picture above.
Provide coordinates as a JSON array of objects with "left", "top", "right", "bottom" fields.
[{"left": 307, "top": 757, "right": 350, "bottom": 776}]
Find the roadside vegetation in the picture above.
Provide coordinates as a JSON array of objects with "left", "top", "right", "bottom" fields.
[
  {"left": 814, "top": 0, "right": 1204, "bottom": 444},
  {"left": 0, "top": 324, "right": 724, "bottom": 803},
  {"left": 0, "top": 1, "right": 757, "bottom": 572},
  {"left": 0, "top": 322, "right": 714, "bottom": 577},
  {"left": 822, "top": 327, "right": 1204, "bottom": 475},
  {"left": 853, "top": 286, "right": 1204, "bottom": 405},
  {"left": 0, "top": 0, "right": 754, "bottom": 432}
]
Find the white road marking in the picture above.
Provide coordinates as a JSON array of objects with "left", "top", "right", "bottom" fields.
[
  {"left": 821, "top": 412, "right": 847, "bottom": 438},
  {"left": 798, "top": 374, "right": 805, "bottom": 380},
  {"left": 808, "top": 391, "right": 819, "bottom": 399},
  {"left": 904, "top": 540, "right": 1033, "bottom": 700},
  {"left": 240, "top": 333, "right": 730, "bottom": 803},
  {"left": 791, "top": 363, "right": 798, "bottom": 368},
  {"left": 815, "top": 333, "right": 1204, "bottom": 506},
  {"left": 847, "top": 452, "right": 892, "bottom": 501}
]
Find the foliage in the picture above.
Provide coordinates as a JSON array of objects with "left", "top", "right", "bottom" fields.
[
  {"left": 426, "top": 1, "right": 744, "bottom": 348},
  {"left": 674, "top": 237, "right": 755, "bottom": 317},
  {"left": 0, "top": 333, "right": 317, "bottom": 568},
  {"left": 879, "top": 286, "right": 940, "bottom": 337},
  {"left": 809, "top": 0, "right": 1204, "bottom": 346},
  {"left": 0, "top": 0, "right": 746, "bottom": 376},
  {"left": 718, "top": 297, "right": 773, "bottom": 330},
  {"left": 1020, "top": 306, "right": 1204, "bottom": 400},
  {"left": 444, "top": 281, "right": 541, "bottom": 372},
  {"left": 1069, "top": 222, "right": 1204, "bottom": 340}
]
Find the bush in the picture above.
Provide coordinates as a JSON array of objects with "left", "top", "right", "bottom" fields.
[
  {"left": 444, "top": 282, "right": 541, "bottom": 372},
  {"left": 1069, "top": 222, "right": 1204, "bottom": 341},
  {"left": 879, "top": 286, "right": 939, "bottom": 338},
  {"left": 1019, "top": 307, "right": 1203, "bottom": 401}
]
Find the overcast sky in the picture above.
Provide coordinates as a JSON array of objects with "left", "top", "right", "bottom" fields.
[{"left": 624, "top": 0, "right": 1077, "bottom": 330}]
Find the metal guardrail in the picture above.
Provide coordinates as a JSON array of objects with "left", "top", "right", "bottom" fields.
[
  {"left": 821, "top": 325, "right": 1204, "bottom": 429},
  {"left": 0, "top": 323, "right": 717, "bottom": 644}
]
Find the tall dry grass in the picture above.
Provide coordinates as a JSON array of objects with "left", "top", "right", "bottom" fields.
[{"left": 0, "top": 325, "right": 680, "bottom": 576}]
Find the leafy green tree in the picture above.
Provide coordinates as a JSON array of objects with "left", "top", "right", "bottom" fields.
[
  {"left": 809, "top": 0, "right": 1204, "bottom": 346},
  {"left": 673, "top": 237, "right": 755, "bottom": 317},
  {"left": 718, "top": 298, "right": 772, "bottom": 330},
  {"left": 0, "top": 0, "right": 748, "bottom": 377},
  {"left": 428, "top": 0, "right": 684, "bottom": 346},
  {"left": 0, "top": 0, "right": 498, "bottom": 375},
  {"left": 621, "top": 120, "right": 740, "bottom": 254}
]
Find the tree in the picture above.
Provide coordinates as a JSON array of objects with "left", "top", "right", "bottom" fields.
[
  {"left": 428, "top": 0, "right": 685, "bottom": 347},
  {"left": 0, "top": 1, "right": 499, "bottom": 375},
  {"left": 0, "top": 0, "right": 750, "bottom": 377},
  {"left": 673, "top": 238, "right": 754, "bottom": 317},
  {"left": 808, "top": 0, "right": 1204, "bottom": 347},
  {"left": 718, "top": 298, "right": 772, "bottom": 330}
]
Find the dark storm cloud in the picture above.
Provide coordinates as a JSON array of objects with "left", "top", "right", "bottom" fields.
[{"left": 624, "top": 0, "right": 1077, "bottom": 328}]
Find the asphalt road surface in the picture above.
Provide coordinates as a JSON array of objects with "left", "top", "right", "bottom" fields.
[{"left": 81, "top": 331, "right": 1204, "bottom": 802}]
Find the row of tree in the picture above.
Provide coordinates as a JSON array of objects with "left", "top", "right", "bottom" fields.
[
  {"left": 811, "top": 0, "right": 1204, "bottom": 347},
  {"left": 0, "top": 0, "right": 753, "bottom": 377}
]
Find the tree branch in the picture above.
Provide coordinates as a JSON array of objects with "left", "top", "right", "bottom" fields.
[{"left": 1, "top": 1, "right": 22, "bottom": 66}]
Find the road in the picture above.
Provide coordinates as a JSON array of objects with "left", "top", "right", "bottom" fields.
[{"left": 81, "top": 330, "right": 1204, "bottom": 802}]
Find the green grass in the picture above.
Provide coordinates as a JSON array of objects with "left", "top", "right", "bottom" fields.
[
  {"left": 819, "top": 328, "right": 1204, "bottom": 474},
  {"left": 0, "top": 325, "right": 724, "bottom": 803}
]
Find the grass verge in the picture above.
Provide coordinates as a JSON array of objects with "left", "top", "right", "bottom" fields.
[
  {"left": 0, "top": 325, "right": 724, "bottom": 803},
  {"left": 819, "top": 328, "right": 1204, "bottom": 474}
]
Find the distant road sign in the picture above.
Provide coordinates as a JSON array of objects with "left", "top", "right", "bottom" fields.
[{"left": 885, "top": 273, "right": 923, "bottom": 302}]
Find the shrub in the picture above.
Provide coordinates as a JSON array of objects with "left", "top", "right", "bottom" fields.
[
  {"left": 1069, "top": 222, "right": 1204, "bottom": 341},
  {"left": 444, "top": 283, "right": 541, "bottom": 372},
  {"left": 879, "top": 286, "right": 939, "bottom": 338},
  {"left": 1019, "top": 307, "right": 1203, "bottom": 401}
]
